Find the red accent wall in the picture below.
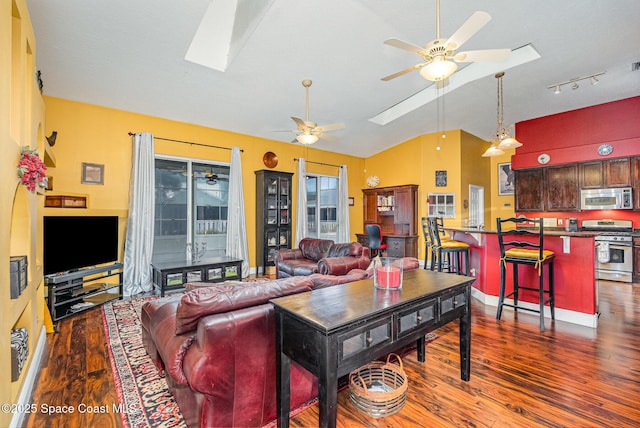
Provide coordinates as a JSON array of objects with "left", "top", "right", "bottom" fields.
[
  {"left": 512, "top": 96, "right": 640, "bottom": 170},
  {"left": 511, "top": 96, "right": 640, "bottom": 228}
]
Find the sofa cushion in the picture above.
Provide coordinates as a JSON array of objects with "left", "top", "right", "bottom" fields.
[
  {"left": 277, "top": 259, "right": 320, "bottom": 277},
  {"left": 298, "top": 238, "right": 334, "bottom": 261},
  {"left": 175, "top": 276, "right": 314, "bottom": 334}
]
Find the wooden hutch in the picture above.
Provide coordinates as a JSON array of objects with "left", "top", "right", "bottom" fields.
[{"left": 356, "top": 184, "right": 419, "bottom": 258}]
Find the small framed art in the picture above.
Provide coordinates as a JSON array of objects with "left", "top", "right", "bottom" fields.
[
  {"left": 82, "top": 162, "right": 104, "bottom": 185},
  {"left": 498, "top": 162, "right": 514, "bottom": 195}
]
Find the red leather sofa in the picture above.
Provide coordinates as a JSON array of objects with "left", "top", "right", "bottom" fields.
[
  {"left": 141, "top": 277, "right": 319, "bottom": 428},
  {"left": 274, "top": 237, "right": 370, "bottom": 278}
]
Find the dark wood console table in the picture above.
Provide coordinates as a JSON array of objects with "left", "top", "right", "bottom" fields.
[
  {"left": 151, "top": 256, "right": 243, "bottom": 296},
  {"left": 271, "top": 269, "right": 473, "bottom": 428}
]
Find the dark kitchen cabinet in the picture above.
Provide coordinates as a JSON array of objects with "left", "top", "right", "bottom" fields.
[
  {"left": 579, "top": 161, "right": 604, "bottom": 189},
  {"left": 545, "top": 165, "right": 579, "bottom": 211},
  {"left": 514, "top": 169, "right": 544, "bottom": 212},
  {"left": 605, "top": 157, "right": 632, "bottom": 187},
  {"left": 578, "top": 158, "right": 632, "bottom": 189},
  {"left": 255, "top": 170, "right": 293, "bottom": 275}
]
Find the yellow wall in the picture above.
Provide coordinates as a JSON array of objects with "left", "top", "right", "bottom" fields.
[
  {"left": 42, "top": 96, "right": 366, "bottom": 267},
  {"left": 1, "top": 0, "right": 47, "bottom": 423}
]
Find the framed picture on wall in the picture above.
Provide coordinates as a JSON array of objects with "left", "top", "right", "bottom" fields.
[
  {"left": 498, "top": 162, "right": 514, "bottom": 195},
  {"left": 82, "top": 162, "right": 104, "bottom": 185},
  {"left": 435, "top": 170, "right": 447, "bottom": 187}
]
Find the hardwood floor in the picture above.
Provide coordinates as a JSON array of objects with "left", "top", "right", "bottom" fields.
[{"left": 25, "top": 280, "right": 640, "bottom": 427}]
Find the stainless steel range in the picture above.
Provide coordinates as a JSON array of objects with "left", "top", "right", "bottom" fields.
[{"left": 582, "top": 219, "right": 634, "bottom": 283}]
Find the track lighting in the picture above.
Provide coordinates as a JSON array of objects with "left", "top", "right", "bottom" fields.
[{"left": 548, "top": 71, "right": 605, "bottom": 94}]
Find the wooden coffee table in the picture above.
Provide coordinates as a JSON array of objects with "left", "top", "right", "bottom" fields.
[
  {"left": 271, "top": 269, "right": 473, "bottom": 428},
  {"left": 151, "top": 256, "right": 243, "bottom": 296}
]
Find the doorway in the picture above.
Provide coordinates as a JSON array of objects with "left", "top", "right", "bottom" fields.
[{"left": 469, "top": 185, "right": 484, "bottom": 228}]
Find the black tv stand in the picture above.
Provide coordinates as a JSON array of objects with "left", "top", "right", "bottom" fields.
[{"left": 45, "top": 262, "right": 123, "bottom": 331}]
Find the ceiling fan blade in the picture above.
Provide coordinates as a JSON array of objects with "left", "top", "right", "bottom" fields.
[
  {"left": 453, "top": 48, "right": 511, "bottom": 63},
  {"left": 315, "top": 122, "right": 345, "bottom": 132},
  {"left": 381, "top": 63, "right": 425, "bottom": 81},
  {"left": 384, "top": 38, "right": 426, "bottom": 56},
  {"left": 445, "top": 11, "right": 491, "bottom": 50},
  {"left": 317, "top": 133, "right": 337, "bottom": 142},
  {"left": 291, "top": 116, "right": 306, "bottom": 130}
]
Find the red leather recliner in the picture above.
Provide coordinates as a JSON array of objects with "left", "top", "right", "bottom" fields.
[{"left": 274, "top": 238, "right": 370, "bottom": 278}]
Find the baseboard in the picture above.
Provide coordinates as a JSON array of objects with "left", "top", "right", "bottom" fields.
[
  {"left": 471, "top": 288, "right": 598, "bottom": 329},
  {"left": 10, "top": 326, "right": 47, "bottom": 428}
]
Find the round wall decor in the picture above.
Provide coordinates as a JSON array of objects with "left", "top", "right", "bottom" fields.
[
  {"left": 366, "top": 175, "right": 380, "bottom": 188},
  {"left": 263, "top": 151, "right": 278, "bottom": 168},
  {"left": 537, "top": 153, "right": 551, "bottom": 164},
  {"left": 597, "top": 144, "right": 613, "bottom": 156}
]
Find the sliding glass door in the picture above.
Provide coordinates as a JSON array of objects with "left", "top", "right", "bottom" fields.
[
  {"left": 306, "top": 174, "right": 339, "bottom": 240},
  {"left": 153, "top": 157, "right": 230, "bottom": 263}
]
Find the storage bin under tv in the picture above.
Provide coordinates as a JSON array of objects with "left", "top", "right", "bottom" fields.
[
  {"left": 45, "top": 262, "right": 123, "bottom": 329},
  {"left": 151, "top": 256, "right": 244, "bottom": 297}
]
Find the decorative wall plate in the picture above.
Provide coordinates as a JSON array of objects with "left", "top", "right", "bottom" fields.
[
  {"left": 597, "top": 144, "right": 613, "bottom": 156},
  {"left": 537, "top": 153, "right": 551, "bottom": 164},
  {"left": 262, "top": 151, "right": 278, "bottom": 168}
]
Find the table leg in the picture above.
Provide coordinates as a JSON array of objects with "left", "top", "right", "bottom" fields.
[
  {"left": 275, "top": 313, "right": 291, "bottom": 428},
  {"left": 460, "top": 306, "right": 471, "bottom": 381},
  {"left": 318, "top": 339, "right": 338, "bottom": 428},
  {"left": 416, "top": 335, "right": 426, "bottom": 362}
]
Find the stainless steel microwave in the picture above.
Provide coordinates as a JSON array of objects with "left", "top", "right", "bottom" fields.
[{"left": 580, "top": 187, "right": 633, "bottom": 210}]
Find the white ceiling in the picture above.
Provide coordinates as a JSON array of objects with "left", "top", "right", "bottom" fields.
[{"left": 26, "top": 0, "right": 640, "bottom": 158}]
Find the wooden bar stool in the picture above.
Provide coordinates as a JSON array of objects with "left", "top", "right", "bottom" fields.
[
  {"left": 428, "top": 217, "right": 470, "bottom": 275},
  {"left": 496, "top": 217, "right": 555, "bottom": 332},
  {"left": 421, "top": 217, "right": 436, "bottom": 269}
]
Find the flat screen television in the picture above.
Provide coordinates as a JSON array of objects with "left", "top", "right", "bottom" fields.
[{"left": 44, "top": 216, "right": 119, "bottom": 276}]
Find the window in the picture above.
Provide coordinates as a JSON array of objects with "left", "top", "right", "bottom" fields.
[
  {"left": 427, "top": 193, "right": 456, "bottom": 218},
  {"left": 153, "top": 157, "right": 230, "bottom": 263},
  {"left": 306, "top": 174, "right": 339, "bottom": 239}
]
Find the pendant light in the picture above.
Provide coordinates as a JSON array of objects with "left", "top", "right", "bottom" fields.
[{"left": 482, "top": 71, "right": 521, "bottom": 157}]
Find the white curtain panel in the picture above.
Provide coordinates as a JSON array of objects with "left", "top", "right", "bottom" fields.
[
  {"left": 225, "top": 146, "right": 250, "bottom": 277},
  {"left": 123, "top": 132, "right": 155, "bottom": 296},
  {"left": 295, "top": 158, "right": 308, "bottom": 246},
  {"left": 338, "top": 165, "right": 351, "bottom": 243}
]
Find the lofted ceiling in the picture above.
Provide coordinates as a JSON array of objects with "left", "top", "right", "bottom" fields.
[{"left": 26, "top": 0, "right": 640, "bottom": 158}]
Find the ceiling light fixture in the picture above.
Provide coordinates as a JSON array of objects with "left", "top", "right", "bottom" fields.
[
  {"left": 547, "top": 71, "right": 605, "bottom": 94},
  {"left": 420, "top": 57, "right": 458, "bottom": 82},
  {"left": 483, "top": 71, "right": 521, "bottom": 157},
  {"left": 296, "top": 132, "right": 319, "bottom": 145}
]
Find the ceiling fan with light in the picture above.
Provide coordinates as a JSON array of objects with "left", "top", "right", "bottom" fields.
[
  {"left": 382, "top": 0, "right": 511, "bottom": 82},
  {"left": 286, "top": 79, "right": 345, "bottom": 145}
]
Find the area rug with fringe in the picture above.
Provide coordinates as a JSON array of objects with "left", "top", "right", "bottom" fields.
[{"left": 102, "top": 287, "right": 439, "bottom": 428}]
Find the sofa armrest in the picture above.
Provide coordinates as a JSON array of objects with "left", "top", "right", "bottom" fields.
[{"left": 317, "top": 254, "right": 370, "bottom": 276}]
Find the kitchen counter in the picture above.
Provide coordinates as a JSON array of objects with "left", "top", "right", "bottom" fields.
[
  {"left": 446, "top": 226, "right": 599, "bottom": 237},
  {"left": 444, "top": 227, "right": 598, "bottom": 328}
]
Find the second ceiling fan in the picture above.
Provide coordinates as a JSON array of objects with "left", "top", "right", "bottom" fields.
[
  {"left": 382, "top": 0, "right": 510, "bottom": 82},
  {"left": 288, "top": 79, "right": 345, "bottom": 145}
]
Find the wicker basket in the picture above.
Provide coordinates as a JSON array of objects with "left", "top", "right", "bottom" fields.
[{"left": 349, "top": 353, "right": 408, "bottom": 418}]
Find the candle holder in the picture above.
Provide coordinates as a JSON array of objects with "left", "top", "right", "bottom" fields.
[{"left": 373, "top": 257, "right": 403, "bottom": 290}]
